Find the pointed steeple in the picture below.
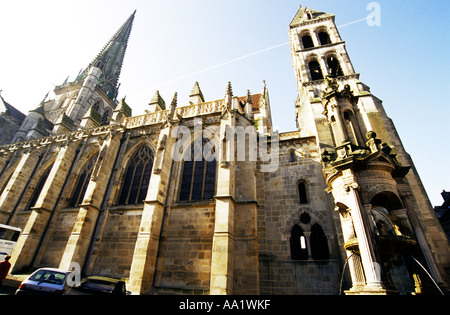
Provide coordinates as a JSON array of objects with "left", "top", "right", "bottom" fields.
[{"left": 79, "top": 11, "right": 136, "bottom": 100}]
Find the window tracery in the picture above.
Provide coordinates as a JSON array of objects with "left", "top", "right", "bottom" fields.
[
  {"left": 179, "top": 137, "right": 216, "bottom": 202},
  {"left": 118, "top": 145, "right": 154, "bottom": 205},
  {"left": 69, "top": 154, "right": 98, "bottom": 207}
]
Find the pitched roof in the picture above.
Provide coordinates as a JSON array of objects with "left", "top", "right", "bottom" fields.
[
  {"left": 290, "top": 6, "right": 334, "bottom": 27},
  {"left": 237, "top": 93, "right": 262, "bottom": 113},
  {"left": 0, "top": 95, "right": 26, "bottom": 123}
]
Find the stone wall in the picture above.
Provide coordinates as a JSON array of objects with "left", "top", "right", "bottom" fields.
[
  {"left": 257, "top": 136, "right": 343, "bottom": 294},
  {"left": 153, "top": 204, "right": 215, "bottom": 294},
  {"left": 38, "top": 209, "right": 78, "bottom": 267},
  {"left": 92, "top": 209, "right": 142, "bottom": 278}
]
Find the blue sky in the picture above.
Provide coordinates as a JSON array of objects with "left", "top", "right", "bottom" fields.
[{"left": 0, "top": 0, "right": 449, "bottom": 206}]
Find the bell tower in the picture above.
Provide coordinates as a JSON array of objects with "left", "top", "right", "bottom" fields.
[
  {"left": 289, "top": 6, "right": 359, "bottom": 147},
  {"left": 289, "top": 6, "right": 450, "bottom": 294}
]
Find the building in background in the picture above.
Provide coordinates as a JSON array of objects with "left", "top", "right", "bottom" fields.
[{"left": 0, "top": 6, "right": 448, "bottom": 295}]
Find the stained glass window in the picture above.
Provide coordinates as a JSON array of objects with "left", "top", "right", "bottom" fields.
[
  {"left": 118, "top": 145, "right": 154, "bottom": 205},
  {"left": 69, "top": 154, "right": 98, "bottom": 207},
  {"left": 28, "top": 165, "right": 52, "bottom": 209},
  {"left": 179, "top": 138, "right": 216, "bottom": 202}
]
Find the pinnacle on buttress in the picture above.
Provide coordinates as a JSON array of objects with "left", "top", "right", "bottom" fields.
[
  {"left": 189, "top": 82, "right": 205, "bottom": 104},
  {"left": 149, "top": 90, "right": 166, "bottom": 110},
  {"left": 224, "top": 81, "right": 233, "bottom": 110},
  {"left": 225, "top": 81, "right": 233, "bottom": 97}
]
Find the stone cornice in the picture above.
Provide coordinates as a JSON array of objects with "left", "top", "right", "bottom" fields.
[{"left": 0, "top": 124, "right": 123, "bottom": 155}]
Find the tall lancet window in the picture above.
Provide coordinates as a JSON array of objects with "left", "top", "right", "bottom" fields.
[
  {"left": 69, "top": 154, "right": 99, "bottom": 207},
  {"left": 326, "top": 56, "right": 344, "bottom": 77},
  {"left": 310, "top": 224, "right": 330, "bottom": 260},
  {"left": 28, "top": 165, "right": 53, "bottom": 209},
  {"left": 290, "top": 224, "right": 308, "bottom": 260},
  {"left": 309, "top": 60, "right": 324, "bottom": 81},
  {"left": 179, "top": 137, "right": 216, "bottom": 202},
  {"left": 118, "top": 145, "right": 154, "bottom": 205}
]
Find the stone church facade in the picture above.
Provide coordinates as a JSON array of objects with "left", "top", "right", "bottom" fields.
[{"left": 0, "top": 7, "right": 448, "bottom": 295}]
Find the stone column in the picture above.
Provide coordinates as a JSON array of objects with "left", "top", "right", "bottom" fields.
[
  {"left": 128, "top": 125, "right": 177, "bottom": 294},
  {"left": 210, "top": 115, "right": 236, "bottom": 295},
  {"left": 0, "top": 149, "right": 41, "bottom": 222},
  {"left": 9, "top": 141, "right": 78, "bottom": 272},
  {"left": 345, "top": 183, "right": 384, "bottom": 290},
  {"left": 338, "top": 209, "right": 366, "bottom": 289},
  {"left": 59, "top": 131, "right": 122, "bottom": 270}
]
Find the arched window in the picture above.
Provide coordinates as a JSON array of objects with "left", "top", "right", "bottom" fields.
[
  {"left": 308, "top": 60, "right": 324, "bottom": 81},
  {"left": 28, "top": 165, "right": 52, "bottom": 209},
  {"left": 310, "top": 224, "right": 330, "bottom": 260},
  {"left": 298, "top": 181, "right": 308, "bottom": 204},
  {"left": 327, "top": 56, "right": 344, "bottom": 77},
  {"left": 179, "top": 138, "right": 216, "bottom": 202},
  {"left": 118, "top": 145, "right": 154, "bottom": 205},
  {"left": 289, "top": 150, "right": 296, "bottom": 162},
  {"left": 95, "top": 60, "right": 104, "bottom": 70},
  {"left": 92, "top": 99, "right": 103, "bottom": 112},
  {"left": 69, "top": 154, "right": 98, "bottom": 207},
  {"left": 290, "top": 225, "right": 308, "bottom": 260},
  {"left": 102, "top": 108, "right": 112, "bottom": 125},
  {"left": 343, "top": 110, "right": 361, "bottom": 145},
  {"left": 318, "top": 31, "right": 331, "bottom": 45},
  {"left": 301, "top": 35, "right": 314, "bottom": 49}
]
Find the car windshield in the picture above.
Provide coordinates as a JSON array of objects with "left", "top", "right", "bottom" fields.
[{"left": 29, "top": 270, "right": 66, "bottom": 285}]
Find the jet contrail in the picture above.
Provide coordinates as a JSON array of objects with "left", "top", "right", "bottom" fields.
[
  {"left": 143, "top": 41, "right": 289, "bottom": 93},
  {"left": 141, "top": 16, "right": 369, "bottom": 95}
]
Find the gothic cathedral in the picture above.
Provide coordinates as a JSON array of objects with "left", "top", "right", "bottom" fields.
[{"left": 0, "top": 7, "right": 448, "bottom": 295}]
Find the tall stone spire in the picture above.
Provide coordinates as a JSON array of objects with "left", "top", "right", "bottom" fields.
[{"left": 78, "top": 10, "right": 136, "bottom": 100}]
